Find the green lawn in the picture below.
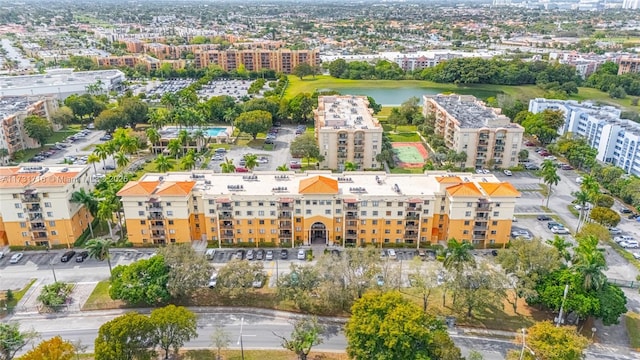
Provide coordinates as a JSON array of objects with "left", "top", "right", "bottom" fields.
[
  {"left": 626, "top": 313, "right": 640, "bottom": 350},
  {"left": 382, "top": 124, "right": 419, "bottom": 132},
  {"left": 46, "top": 129, "right": 80, "bottom": 145},
  {"left": 389, "top": 167, "right": 424, "bottom": 174},
  {"left": 388, "top": 132, "right": 422, "bottom": 142},
  {"left": 570, "top": 87, "right": 638, "bottom": 112},
  {"left": 82, "top": 280, "right": 124, "bottom": 310}
]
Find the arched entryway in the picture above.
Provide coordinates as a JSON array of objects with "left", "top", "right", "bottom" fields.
[{"left": 310, "top": 222, "right": 327, "bottom": 245}]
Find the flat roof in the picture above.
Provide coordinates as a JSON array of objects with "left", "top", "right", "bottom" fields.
[
  {"left": 124, "top": 170, "right": 517, "bottom": 199},
  {"left": 316, "top": 96, "right": 381, "bottom": 131},
  {"left": 0, "top": 96, "right": 31, "bottom": 119},
  {"left": 0, "top": 164, "right": 88, "bottom": 189},
  {"left": 426, "top": 94, "right": 515, "bottom": 129},
  {"left": 0, "top": 69, "right": 124, "bottom": 91}
]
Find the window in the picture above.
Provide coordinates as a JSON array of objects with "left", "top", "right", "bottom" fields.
[
  {"left": 306, "top": 209, "right": 311, "bottom": 214},
  {"left": 141, "top": 229, "right": 146, "bottom": 234},
  {"left": 495, "top": 203, "right": 501, "bottom": 207},
  {"left": 248, "top": 220, "right": 253, "bottom": 225},
  {"left": 396, "top": 229, "right": 401, "bottom": 234},
  {"left": 42, "top": 193, "right": 48, "bottom": 198},
  {"left": 360, "top": 220, "right": 367, "bottom": 225},
  {"left": 20, "top": 222, "right": 26, "bottom": 228},
  {"left": 168, "top": 220, "right": 174, "bottom": 225},
  {"left": 296, "top": 218, "right": 301, "bottom": 223},
  {"left": 247, "top": 202, "right": 252, "bottom": 206},
  {"left": 247, "top": 211, "right": 253, "bottom": 216},
  {"left": 46, "top": 212, "right": 53, "bottom": 217},
  {"left": 361, "top": 211, "right": 367, "bottom": 216},
  {"left": 397, "top": 220, "right": 402, "bottom": 225},
  {"left": 464, "top": 221, "right": 470, "bottom": 226},
  {"left": 271, "top": 229, "right": 277, "bottom": 234},
  {"left": 360, "top": 229, "right": 366, "bottom": 234},
  {"left": 372, "top": 201, "right": 379, "bottom": 207},
  {"left": 44, "top": 202, "right": 51, "bottom": 208},
  {"left": 259, "top": 220, "right": 265, "bottom": 225},
  {"left": 386, "top": 211, "right": 392, "bottom": 216},
  {"left": 397, "top": 211, "right": 403, "bottom": 216},
  {"left": 138, "top": 201, "right": 143, "bottom": 206},
  {"left": 295, "top": 209, "right": 301, "bottom": 214},
  {"left": 209, "top": 209, "right": 215, "bottom": 214},
  {"left": 387, "top": 202, "right": 392, "bottom": 207},
  {"left": 372, "top": 220, "right": 378, "bottom": 225},
  {"left": 467, "top": 202, "right": 473, "bottom": 207},
  {"left": 235, "top": 211, "right": 241, "bottom": 216},
  {"left": 492, "top": 221, "right": 498, "bottom": 226},
  {"left": 398, "top": 202, "right": 403, "bottom": 207},
  {"left": 138, "top": 211, "right": 145, "bottom": 216},
  {"left": 236, "top": 229, "right": 242, "bottom": 234},
  {"left": 258, "top": 210, "right": 264, "bottom": 216},
  {"left": 169, "top": 229, "right": 176, "bottom": 234},
  {"left": 248, "top": 229, "right": 253, "bottom": 234},
  {"left": 166, "top": 211, "right": 174, "bottom": 216},
  {"left": 208, "top": 200, "right": 214, "bottom": 205},
  {"left": 361, "top": 201, "right": 368, "bottom": 207},
  {"left": 463, "top": 230, "right": 469, "bottom": 235},
  {"left": 372, "top": 211, "right": 378, "bottom": 216},
  {"left": 166, "top": 202, "right": 172, "bottom": 206},
  {"left": 21, "top": 232, "right": 28, "bottom": 237},
  {"left": 385, "top": 220, "right": 391, "bottom": 225},
  {"left": 385, "top": 229, "right": 390, "bottom": 234},
  {"left": 306, "top": 200, "right": 310, "bottom": 205},
  {"left": 493, "top": 212, "right": 499, "bottom": 217},
  {"left": 465, "top": 211, "right": 471, "bottom": 217},
  {"left": 491, "top": 230, "right": 497, "bottom": 235},
  {"left": 17, "top": 213, "right": 23, "bottom": 218},
  {"left": 325, "top": 209, "right": 332, "bottom": 215},
  {"left": 259, "top": 229, "right": 266, "bottom": 234},
  {"left": 296, "top": 227, "right": 302, "bottom": 231},
  {"left": 14, "top": 203, "right": 20, "bottom": 208},
  {"left": 51, "top": 230, "right": 57, "bottom": 235},
  {"left": 423, "top": 200, "right": 430, "bottom": 205},
  {"left": 12, "top": 194, "right": 18, "bottom": 199},
  {"left": 270, "top": 211, "right": 276, "bottom": 216},
  {"left": 49, "top": 221, "right": 56, "bottom": 227}
]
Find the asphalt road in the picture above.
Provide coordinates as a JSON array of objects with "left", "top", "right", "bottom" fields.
[{"left": 9, "top": 310, "right": 636, "bottom": 360}]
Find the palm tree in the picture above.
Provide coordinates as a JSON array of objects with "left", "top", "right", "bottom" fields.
[
  {"left": 71, "top": 189, "right": 98, "bottom": 238},
  {"left": 192, "top": 129, "right": 206, "bottom": 151},
  {"left": 243, "top": 154, "right": 258, "bottom": 171},
  {"left": 572, "top": 236, "right": 607, "bottom": 291},
  {"left": 277, "top": 164, "right": 289, "bottom": 171},
  {"left": 546, "top": 235, "right": 572, "bottom": 262},
  {"left": 572, "top": 190, "right": 591, "bottom": 231},
  {"left": 220, "top": 158, "right": 235, "bottom": 173},
  {"left": 120, "top": 135, "right": 139, "bottom": 156},
  {"left": 0, "top": 147, "right": 8, "bottom": 165},
  {"left": 155, "top": 154, "right": 172, "bottom": 172},
  {"left": 180, "top": 151, "right": 196, "bottom": 170},
  {"left": 93, "top": 144, "right": 109, "bottom": 169},
  {"left": 541, "top": 160, "right": 560, "bottom": 208},
  {"left": 87, "top": 153, "right": 100, "bottom": 174},
  {"left": 146, "top": 128, "right": 161, "bottom": 154},
  {"left": 223, "top": 107, "right": 237, "bottom": 124},
  {"left": 167, "top": 139, "right": 182, "bottom": 159},
  {"left": 115, "top": 151, "right": 130, "bottom": 168},
  {"left": 85, "top": 238, "right": 114, "bottom": 275},
  {"left": 344, "top": 161, "right": 357, "bottom": 171},
  {"left": 177, "top": 129, "right": 190, "bottom": 153},
  {"left": 148, "top": 108, "right": 170, "bottom": 129},
  {"left": 97, "top": 200, "right": 115, "bottom": 239},
  {"left": 443, "top": 238, "right": 476, "bottom": 274}
]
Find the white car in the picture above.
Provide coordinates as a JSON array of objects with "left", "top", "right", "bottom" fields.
[
  {"left": 387, "top": 249, "right": 398, "bottom": 260},
  {"left": 544, "top": 156, "right": 557, "bottom": 161},
  {"left": 624, "top": 241, "right": 640, "bottom": 248},
  {"left": 297, "top": 249, "right": 306, "bottom": 260},
  {"left": 208, "top": 273, "right": 218, "bottom": 288},
  {"left": 552, "top": 226, "right": 570, "bottom": 235},
  {"left": 503, "top": 170, "right": 512, "bottom": 176},
  {"left": 9, "top": 253, "right": 23, "bottom": 264},
  {"left": 633, "top": 252, "right": 640, "bottom": 260},
  {"left": 609, "top": 227, "right": 622, "bottom": 235},
  {"left": 576, "top": 177, "right": 584, "bottom": 184},
  {"left": 615, "top": 236, "right": 634, "bottom": 243}
]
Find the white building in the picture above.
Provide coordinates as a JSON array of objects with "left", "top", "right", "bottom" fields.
[
  {"left": 0, "top": 69, "right": 125, "bottom": 99},
  {"left": 623, "top": 0, "right": 640, "bottom": 9},
  {"left": 529, "top": 98, "right": 640, "bottom": 176}
]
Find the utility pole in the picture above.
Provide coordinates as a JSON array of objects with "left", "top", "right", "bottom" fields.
[
  {"left": 237, "top": 317, "right": 245, "bottom": 360},
  {"left": 556, "top": 284, "right": 569, "bottom": 327},
  {"left": 50, "top": 259, "right": 57, "bottom": 282}
]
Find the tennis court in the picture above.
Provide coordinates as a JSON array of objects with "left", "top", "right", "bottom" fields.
[{"left": 392, "top": 142, "right": 428, "bottom": 168}]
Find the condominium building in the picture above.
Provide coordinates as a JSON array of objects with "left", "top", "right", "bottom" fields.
[
  {"left": 314, "top": 96, "right": 383, "bottom": 171},
  {"left": 117, "top": 171, "right": 519, "bottom": 249},
  {"left": 0, "top": 69, "right": 125, "bottom": 99},
  {"left": 529, "top": 98, "right": 640, "bottom": 176},
  {"left": 0, "top": 164, "right": 93, "bottom": 247},
  {"left": 0, "top": 96, "right": 59, "bottom": 161},
  {"left": 192, "top": 48, "right": 321, "bottom": 73},
  {"left": 423, "top": 94, "right": 525, "bottom": 169},
  {"left": 618, "top": 56, "right": 640, "bottom": 75}
]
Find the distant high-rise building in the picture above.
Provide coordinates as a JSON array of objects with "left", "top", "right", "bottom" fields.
[
  {"left": 492, "top": 0, "right": 512, "bottom": 5},
  {"left": 623, "top": 0, "right": 640, "bottom": 9}
]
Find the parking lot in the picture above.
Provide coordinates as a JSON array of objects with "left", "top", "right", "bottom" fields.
[{"left": 208, "top": 126, "right": 300, "bottom": 172}]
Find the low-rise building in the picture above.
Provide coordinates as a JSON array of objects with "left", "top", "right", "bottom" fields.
[
  {"left": 423, "top": 94, "right": 525, "bottom": 169},
  {"left": 314, "top": 96, "right": 383, "bottom": 171},
  {"left": 0, "top": 96, "right": 59, "bottom": 161},
  {"left": 529, "top": 98, "right": 640, "bottom": 176},
  {"left": 117, "top": 171, "right": 519, "bottom": 249},
  {"left": 0, "top": 164, "right": 93, "bottom": 247},
  {"left": 0, "top": 69, "right": 125, "bottom": 99},
  {"left": 618, "top": 56, "right": 640, "bottom": 75}
]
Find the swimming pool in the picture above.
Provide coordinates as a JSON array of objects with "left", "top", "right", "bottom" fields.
[
  {"left": 205, "top": 127, "right": 228, "bottom": 137},
  {"left": 160, "top": 126, "right": 230, "bottom": 138}
]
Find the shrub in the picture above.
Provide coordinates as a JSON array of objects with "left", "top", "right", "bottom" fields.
[{"left": 37, "top": 282, "right": 73, "bottom": 312}]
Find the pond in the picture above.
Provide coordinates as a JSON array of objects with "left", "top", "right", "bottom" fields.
[{"left": 329, "top": 86, "right": 501, "bottom": 106}]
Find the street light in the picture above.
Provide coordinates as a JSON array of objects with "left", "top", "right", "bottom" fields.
[
  {"left": 49, "top": 259, "right": 57, "bottom": 283},
  {"left": 519, "top": 328, "right": 537, "bottom": 360},
  {"left": 237, "top": 317, "right": 245, "bottom": 360},
  {"left": 556, "top": 284, "right": 569, "bottom": 327}
]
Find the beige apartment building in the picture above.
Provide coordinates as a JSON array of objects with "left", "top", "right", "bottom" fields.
[
  {"left": 0, "top": 96, "right": 59, "bottom": 162},
  {"left": 315, "top": 96, "right": 383, "bottom": 171},
  {"left": 0, "top": 164, "right": 93, "bottom": 247},
  {"left": 618, "top": 56, "right": 640, "bottom": 75},
  {"left": 423, "top": 94, "right": 524, "bottom": 169},
  {"left": 117, "top": 171, "right": 519, "bottom": 249},
  {"left": 193, "top": 48, "right": 320, "bottom": 73}
]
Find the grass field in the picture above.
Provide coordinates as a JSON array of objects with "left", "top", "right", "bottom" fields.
[
  {"left": 82, "top": 281, "right": 126, "bottom": 310},
  {"left": 388, "top": 132, "right": 422, "bottom": 142},
  {"left": 626, "top": 313, "right": 640, "bottom": 350}
]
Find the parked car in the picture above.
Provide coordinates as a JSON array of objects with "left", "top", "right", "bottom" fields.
[
  {"left": 620, "top": 208, "right": 633, "bottom": 214},
  {"left": 75, "top": 251, "right": 89, "bottom": 262},
  {"left": 246, "top": 249, "right": 255, "bottom": 260},
  {"left": 547, "top": 221, "right": 563, "bottom": 229},
  {"left": 235, "top": 167, "right": 249, "bottom": 173},
  {"left": 560, "top": 164, "right": 574, "bottom": 170},
  {"left": 503, "top": 169, "right": 512, "bottom": 176},
  {"left": 265, "top": 250, "right": 274, "bottom": 261},
  {"left": 280, "top": 249, "right": 289, "bottom": 260},
  {"left": 375, "top": 275, "right": 385, "bottom": 287},
  {"left": 289, "top": 161, "right": 301, "bottom": 169},
  {"left": 252, "top": 273, "right": 265, "bottom": 288},
  {"left": 511, "top": 230, "right": 531, "bottom": 239},
  {"left": 9, "top": 253, "right": 24, "bottom": 264},
  {"left": 256, "top": 249, "right": 265, "bottom": 260},
  {"left": 615, "top": 235, "right": 634, "bottom": 243},
  {"left": 0, "top": 252, "right": 3, "bottom": 259},
  {"left": 537, "top": 215, "right": 552, "bottom": 221},
  {"left": 103, "top": 164, "right": 116, "bottom": 170},
  {"left": 623, "top": 240, "right": 640, "bottom": 248},
  {"left": 525, "top": 164, "right": 540, "bottom": 171},
  {"left": 552, "top": 226, "right": 570, "bottom": 235},
  {"left": 208, "top": 272, "right": 218, "bottom": 288},
  {"left": 297, "top": 249, "right": 306, "bottom": 260},
  {"left": 387, "top": 249, "right": 397, "bottom": 260},
  {"left": 235, "top": 249, "right": 245, "bottom": 260},
  {"left": 576, "top": 177, "right": 584, "bottom": 184},
  {"left": 99, "top": 135, "right": 112, "bottom": 141},
  {"left": 60, "top": 250, "right": 77, "bottom": 262},
  {"left": 524, "top": 141, "right": 535, "bottom": 146},
  {"left": 633, "top": 252, "right": 640, "bottom": 260},
  {"left": 609, "top": 227, "right": 623, "bottom": 235},
  {"left": 205, "top": 248, "right": 216, "bottom": 260}
]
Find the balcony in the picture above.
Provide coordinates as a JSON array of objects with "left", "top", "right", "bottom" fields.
[
  {"left": 354, "top": 146, "right": 364, "bottom": 152},
  {"left": 30, "top": 225, "right": 46, "bottom": 231},
  {"left": 32, "top": 232, "right": 48, "bottom": 240},
  {"left": 345, "top": 212, "right": 357, "bottom": 219},
  {"left": 278, "top": 212, "right": 292, "bottom": 219},
  {"left": 217, "top": 204, "right": 232, "bottom": 210},
  {"left": 473, "top": 225, "right": 487, "bottom": 231},
  {"left": 279, "top": 230, "right": 292, "bottom": 237},
  {"left": 404, "top": 232, "right": 418, "bottom": 239},
  {"left": 219, "top": 212, "right": 233, "bottom": 219},
  {"left": 150, "top": 224, "right": 165, "bottom": 230},
  {"left": 147, "top": 206, "right": 163, "bottom": 212},
  {"left": 406, "top": 205, "right": 422, "bottom": 211},
  {"left": 148, "top": 213, "right": 163, "bottom": 220},
  {"left": 26, "top": 205, "right": 42, "bottom": 213},
  {"left": 221, "top": 231, "right": 234, "bottom": 237},
  {"left": 21, "top": 194, "right": 40, "bottom": 203},
  {"left": 337, "top": 152, "right": 347, "bottom": 158},
  {"left": 405, "top": 223, "right": 418, "bottom": 230},
  {"left": 278, "top": 203, "right": 293, "bottom": 210},
  {"left": 344, "top": 203, "right": 358, "bottom": 210},
  {"left": 279, "top": 221, "right": 292, "bottom": 229},
  {"left": 345, "top": 220, "right": 358, "bottom": 228}
]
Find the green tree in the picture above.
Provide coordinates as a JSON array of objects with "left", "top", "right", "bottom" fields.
[
  {"left": 146, "top": 128, "right": 161, "bottom": 153},
  {"left": 154, "top": 154, "right": 172, "bottom": 172},
  {"left": 452, "top": 263, "right": 506, "bottom": 318},
  {"left": 50, "top": 107, "right": 74, "bottom": 126},
  {"left": 23, "top": 115, "right": 53, "bottom": 146},
  {"left": 328, "top": 59, "right": 348, "bottom": 78},
  {"left": 114, "top": 151, "right": 129, "bottom": 168},
  {"left": 167, "top": 139, "right": 182, "bottom": 159},
  {"left": 243, "top": 153, "right": 258, "bottom": 171},
  {"left": 85, "top": 238, "right": 114, "bottom": 275},
  {"left": 95, "top": 108, "right": 126, "bottom": 132},
  {"left": 180, "top": 151, "right": 196, "bottom": 170},
  {"left": 589, "top": 206, "right": 621, "bottom": 227},
  {"left": 292, "top": 62, "right": 313, "bottom": 80},
  {"left": 542, "top": 159, "right": 561, "bottom": 207},
  {"left": 0, "top": 148, "right": 8, "bottom": 165},
  {"left": 37, "top": 281, "right": 73, "bottom": 311},
  {"left": 277, "top": 264, "right": 322, "bottom": 312},
  {"left": 156, "top": 244, "right": 210, "bottom": 298},
  {"left": 220, "top": 158, "right": 235, "bottom": 173},
  {"left": 216, "top": 260, "right": 264, "bottom": 299},
  {"left": 386, "top": 107, "right": 406, "bottom": 132},
  {"left": 343, "top": 161, "right": 357, "bottom": 171},
  {"left": 0, "top": 323, "right": 36, "bottom": 360},
  {"left": 546, "top": 235, "right": 573, "bottom": 262},
  {"left": 120, "top": 97, "right": 149, "bottom": 125},
  {"left": 234, "top": 110, "right": 272, "bottom": 139},
  {"left": 150, "top": 305, "right": 197, "bottom": 360},
  {"left": 595, "top": 194, "right": 614, "bottom": 208},
  {"left": 109, "top": 255, "right": 170, "bottom": 305},
  {"left": 274, "top": 317, "right": 324, "bottom": 360},
  {"left": 290, "top": 133, "right": 321, "bottom": 167},
  {"left": 366, "top": 96, "right": 382, "bottom": 115},
  {"left": 71, "top": 189, "right": 97, "bottom": 238},
  {"left": 17, "top": 336, "right": 75, "bottom": 360},
  {"left": 87, "top": 153, "right": 100, "bottom": 174},
  {"left": 288, "top": 93, "right": 314, "bottom": 123},
  {"left": 345, "top": 291, "right": 461, "bottom": 360},
  {"left": 518, "top": 149, "right": 529, "bottom": 162},
  {"left": 94, "top": 312, "right": 155, "bottom": 360},
  {"left": 572, "top": 189, "right": 591, "bottom": 231},
  {"left": 443, "top": 238, "right": 476, "bottom": 274},
  {"left": 576, "top": 223, "right": 611, "bottom": 242},
  {"left": 407, "top": 257, "right": 442, "bottom": 312}
]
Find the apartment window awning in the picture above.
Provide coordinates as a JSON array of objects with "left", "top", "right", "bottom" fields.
[
  {"left": 216, "top": 198, "right": 231, "bottom": 203},
  {"left": 278, "top": 198, "right": 294, "bottom": 202},
  {"left": 343, "top": 198, "right": 358, "bottom": 203},
  {"left": 408, "top": 198, "right": 422, "bottom": 203}
]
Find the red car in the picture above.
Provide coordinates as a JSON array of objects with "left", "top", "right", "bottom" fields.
[
  {"left": 524, "top": 141, "right": 535, "bottom": 146},
  {"left": 539, "top": 151, "right": 550, "bottom": 157},
  {"left": 235, "top": 167, "right": 249, "bottom": 173},
  {"left": 289, "top": 161, "right": 301, "bottom": 169}
]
